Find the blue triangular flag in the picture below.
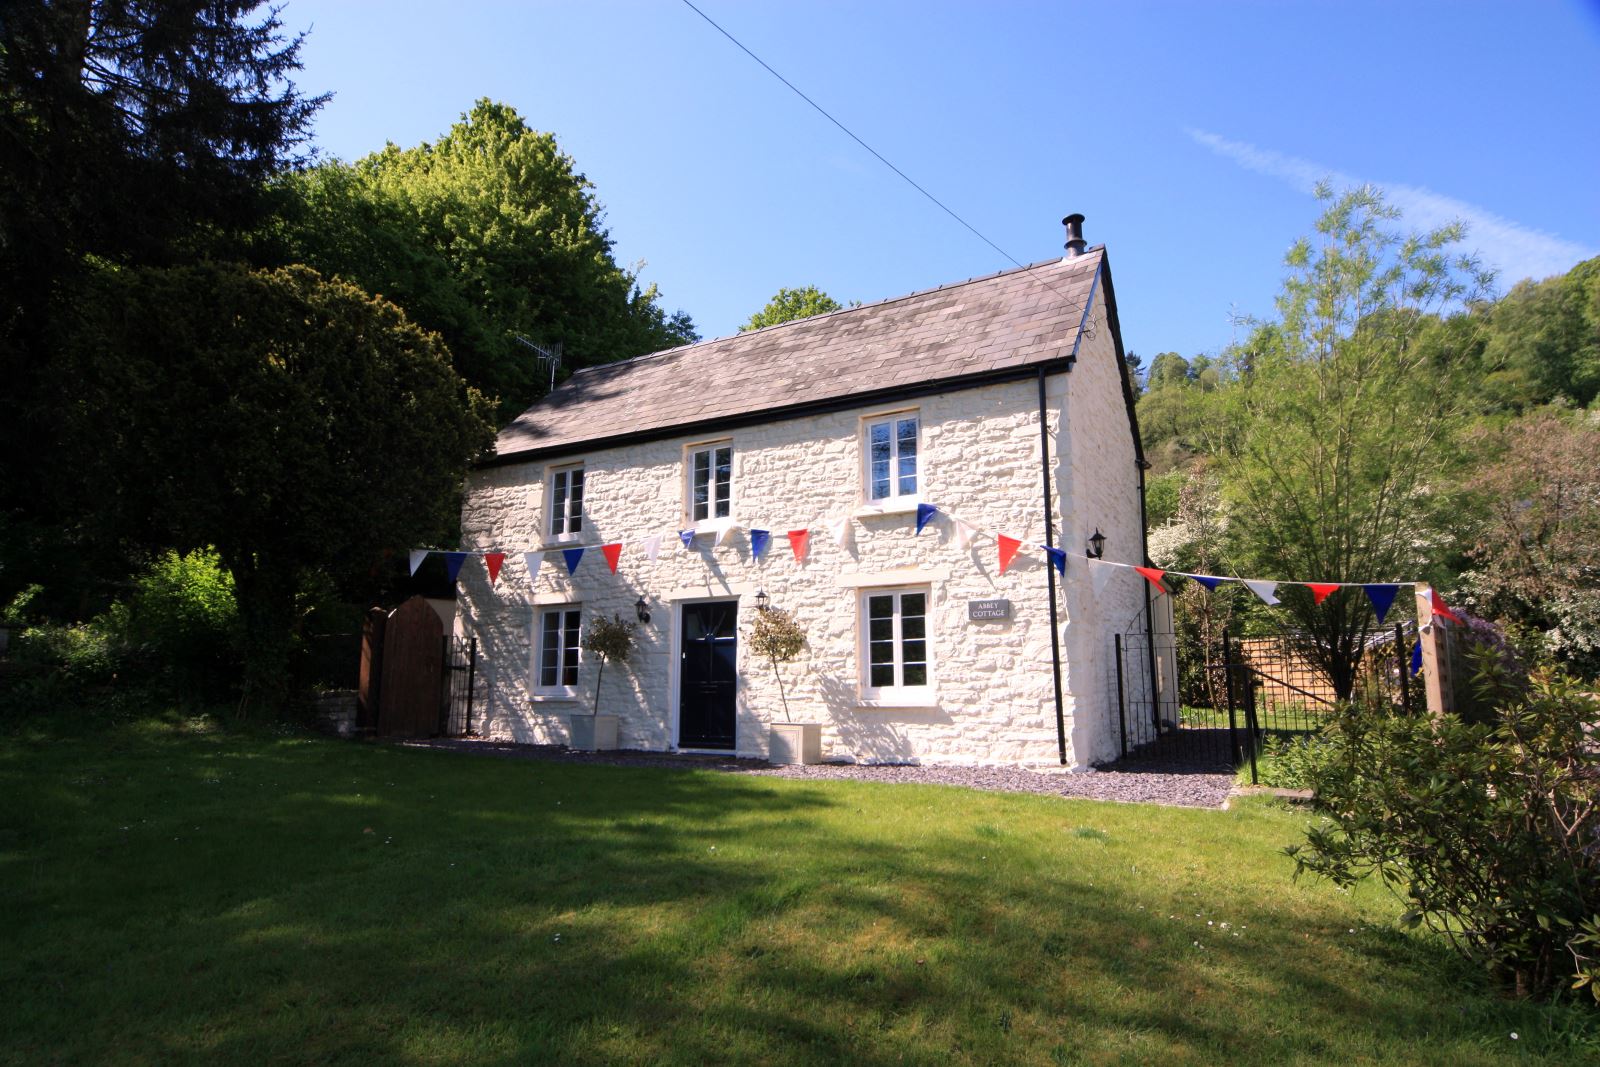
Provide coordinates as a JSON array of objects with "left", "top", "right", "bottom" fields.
[
  {"left": 679, "top": 530, "right": 695, "bottom": 549},
  {"left": 1364, "top": 584, "right": 1400, "bottom": 624},
  {"left": 1410, "top": 639, "right": 1423, "bottom": 677},
  {"left": 443, "top": 552, "right": 468, "bottom": 583},
  {"left": 562, "top": 547, "right": 585, "bottom": 575},
  {"left": 1042, "top": 546, "right": 1066, "bottom": 575},
  {"left": 751, "top": 529, "right": 770, "bottom": 560},
  {"left": 1187, "top": 573, "right": 1227, "bottom": 591},
  {"left": 915, "top": 503, "right": 939, "bottom": 535}
]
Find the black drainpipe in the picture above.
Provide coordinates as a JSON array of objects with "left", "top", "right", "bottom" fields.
[
  {"left": 1038, "top": 367, "right": 1067, "bottom": 765},
  {"left": 1138, "top": 458, "right": 1161, "bottom": 733}
]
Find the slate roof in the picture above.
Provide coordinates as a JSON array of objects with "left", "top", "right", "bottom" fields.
[{"left": 489, "top": 246, "right": 1107, "bottom": 464}]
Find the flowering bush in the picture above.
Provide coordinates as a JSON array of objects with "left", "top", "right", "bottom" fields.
[{"left": 1290, "top": 648, "right": 1600, "bottom": 1001}]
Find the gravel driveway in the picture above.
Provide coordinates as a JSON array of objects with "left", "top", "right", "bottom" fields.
[{"left": 404, "top": 739, "right": 1235, "bottom": 809}]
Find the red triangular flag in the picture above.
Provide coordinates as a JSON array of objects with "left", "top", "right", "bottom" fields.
[
  {"left": 998, "top": 535, "right": 1022, "bottom": 575},
  {"left": 1135, "top": 566, "right": 1168, "bottom": 594},
  {"left": 1308, "top": 582, "right": 1339, "bottom": 605},
  {"left": 787, "top": 529, "right": 809, "bottom": 561},
  {"left": 1430, "top": 588, "right": 1463, "bottom": 625},
  {"left": 601, "top": 543, "right": 622, "bottom": 573},
  {"left": 484, "top": 552, "right": 506, "bottom": 584}
]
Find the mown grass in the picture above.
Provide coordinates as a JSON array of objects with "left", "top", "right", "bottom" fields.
[{"left": 2, "top": 716, "right": 1596, "bottom": 1065}]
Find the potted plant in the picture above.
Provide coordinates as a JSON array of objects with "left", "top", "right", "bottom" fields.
[
  {"left": 571, "top": 612, "right": 635, "bottom": 751},
  {"left": 751, "top": 601, "right": 818, "bottom": 764}
]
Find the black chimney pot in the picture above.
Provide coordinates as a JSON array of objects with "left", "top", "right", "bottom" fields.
[{"left": 1063, "top": 213, "right": 1087, "bottom": 258}]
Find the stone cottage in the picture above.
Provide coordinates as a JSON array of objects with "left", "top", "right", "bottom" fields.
[{"left": 455, "top": 216, "right": 1151, "bottom": 768}]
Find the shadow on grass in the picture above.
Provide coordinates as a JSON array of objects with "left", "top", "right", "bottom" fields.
[{"left": 2, "top": 724, "right": 1594, "bottom": 1065}]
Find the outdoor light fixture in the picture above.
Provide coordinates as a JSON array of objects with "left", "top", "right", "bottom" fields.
[
  {"left": 634, "top": 596, "right": 651, "bottom": 625},
  {"left": 1087, "top": 529, "right": 1106, "bottom": 560},
  {"left": 754, "top": 589, "right": 770, "bottom": 612}
]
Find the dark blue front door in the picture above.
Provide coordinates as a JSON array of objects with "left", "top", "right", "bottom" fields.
[{"left": 679, "top": 601, "right": 737, "bottom": 750}]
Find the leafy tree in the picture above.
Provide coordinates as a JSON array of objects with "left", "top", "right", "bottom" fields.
[
  {"left": 1477, "top": 257, "right": 1600, "bottom": 409},
  {"left": 1210, "top": 185, "right": 1492, "bottom": 698},
  {"left": 741, "top": 286, "right": 854, "bottom": 331},
  {"left": 266, "top": 100, "right": 697, "bottom": 416},
  {"left": 48, "top": 262, "right": 495, "bottom": 713},
  {"left": 1, "top": 0, "right": 326, "bottom": 614},
  {"left": 1145, "top": 351, "right": 1191, "bottom": 389},
  {"left": 1122, "top": 350, "right": 1145, "bottom": 394},
  {"left": 1458, "top": 408, "right": 1600, "bottom": 678}
]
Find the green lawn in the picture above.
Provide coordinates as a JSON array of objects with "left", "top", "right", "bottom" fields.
[{"left": 2, "top": 718, "right": 1595, "bottom": 1065}]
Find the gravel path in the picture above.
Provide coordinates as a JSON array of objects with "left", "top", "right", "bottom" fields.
[{"left": 403, "top": 739, "right": 1235, "bottom": 809}]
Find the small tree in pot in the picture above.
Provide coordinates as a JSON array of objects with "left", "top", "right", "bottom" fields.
[
  {"left": 751, "top": 605, "right": 806, "bottom": 719},
  {"left": 751, "top": 603, "right": 818, "bottom": 764},
  {"left": 581, "top": 613, "right": 636, "bottom": 714}
]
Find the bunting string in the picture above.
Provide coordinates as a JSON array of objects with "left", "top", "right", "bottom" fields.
[{"left": 405, "top": 499, "right": 1459, "bottom": 624}]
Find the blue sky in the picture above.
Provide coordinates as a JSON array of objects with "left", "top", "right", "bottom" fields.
[{"left": 288, "top": 0, "right": 1600, "bottom": 363}]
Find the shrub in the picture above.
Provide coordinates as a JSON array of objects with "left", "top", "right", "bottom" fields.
[
  {"left": 1254, "top": 733, "right": 1336, "bottom": 790},
  {"left": 1289, "top": 651, "right": 1600, "bottom": 1001},
  {"left": 101, "top": 548, "right": 241, "bottom": 703}
]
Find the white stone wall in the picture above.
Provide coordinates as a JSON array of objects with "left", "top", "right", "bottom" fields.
[
  {"left": 1053, "top": 285, "right": 1151, "bottom": 766},
  {"left": 456, "top": 271, "right": 1144, "bottom": 767}
]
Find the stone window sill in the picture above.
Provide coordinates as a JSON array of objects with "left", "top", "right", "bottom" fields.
[
  {"left": 854, "top": 499, "right": 922, "bottom": 519},
  {"left": 855, "top": 695, "right": 938, "bottom": 710}
]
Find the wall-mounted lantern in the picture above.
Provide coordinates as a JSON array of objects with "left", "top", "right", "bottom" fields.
[
  {"left": 634, "top": 596, "right": 651, "bottom": 625},
  {"left": 754, "top": 589, "right": 770, "bottom": 612},
  {"left": 1087, "top": 529, "right": 1107, "bottom": 560}
]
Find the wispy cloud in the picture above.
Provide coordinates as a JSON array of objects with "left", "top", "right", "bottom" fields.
[{"left": 1188, "top": 129, "right": 1597, "bottom": 285}]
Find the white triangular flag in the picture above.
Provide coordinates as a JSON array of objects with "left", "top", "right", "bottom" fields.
[
  {"left": 409, "top": 549, "right": 429, "bottom": 576},
  {"left": 523, "top": 551, "right": 543, "bottom": 585},
  {"left": 1090, "top": 557, "right": 1115, "bottom": 595},
  {"left": 953, "top": 518, "right": 976, "bottom": 551},
  {"left": 830, "top": 517, "right": 852, "bottom": 549},
  {"left": 715, "top": 522, "right": 739, "bottom": 549},
  {"left": 640, "top": 534, "right": 662, "bottom": 561},
  {"left": 1244, "top": 580, "right": 1280, "bottom": 606}
]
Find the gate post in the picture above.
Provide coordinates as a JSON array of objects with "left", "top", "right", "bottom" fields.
[
  {"left": 1224, "top": 630, "right": 1240, "bottom": 767},
  {"left": 1395, "top": 622, "right": 1412, "bottom": 714},
  {"left": 1415, "top": 587, "right": 1456, "bottom": 717},
  {"left": 464, "top": 637, "right": 478, "bottom": 736},
  {"left": 1114, "top": 634, "right": 1129, "bottom": 758},
  {"left": 357, "top": 606, "right": 386, "bottom": 735}
]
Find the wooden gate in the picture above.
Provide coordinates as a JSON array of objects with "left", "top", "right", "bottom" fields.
[{"left": 377, "top": 596, "right": 445, "bottom": 738}]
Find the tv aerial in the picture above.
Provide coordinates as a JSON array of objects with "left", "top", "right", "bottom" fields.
[{"left": 514, "top": 335, "right": 563, "bottom": 392}]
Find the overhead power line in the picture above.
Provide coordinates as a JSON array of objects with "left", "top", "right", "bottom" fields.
[{"left": 677, "top": 0, "right": 1087, "bottom": 313}]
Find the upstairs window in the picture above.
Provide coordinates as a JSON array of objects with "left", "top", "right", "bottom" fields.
[
  {"left": 549, "top": 464, "right": 584, "bottom": 539},
  {"left": 535, "top": 606, "right": 581, "bottom": 693},
  {"left": 688, "top": 443, "right": 732, "bottom": 522},
  {"left": 866, "top": 412, "right": 919, "bottom": 502},
  {"left": 861, "top": 587, "right": 932, "bottom": 701}
]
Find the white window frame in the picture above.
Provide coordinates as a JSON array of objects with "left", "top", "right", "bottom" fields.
[
  {"left": 861, "top": 410, "right": 921, "bottom": 505},
  {"left": 685, "top": 440, "right": 734, "bottom": 526},
  {"left": 546, "top": 462, "right": 585, "bottom": 542},
  {"left": 531, "top": 604, "right": 583, "bottom": 699},
  {"left": 858, "top": 586, "right": 934, "bottom": 706}
]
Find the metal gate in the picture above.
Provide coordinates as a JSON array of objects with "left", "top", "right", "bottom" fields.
[
  {"left": 441, "top": 635, "right": 478, "bottom": 737},
  {"left": 1110, "top": 616, "right": 1416, "bottom": 772}
]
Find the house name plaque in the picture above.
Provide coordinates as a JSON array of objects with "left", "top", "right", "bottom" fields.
[{"left": 967, "top": 599, "right": 1012, "bottom": 622}]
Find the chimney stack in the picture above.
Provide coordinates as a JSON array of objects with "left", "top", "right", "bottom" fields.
[{"left": 1062, "top": 213, "right": 1087, "bottom": 259}]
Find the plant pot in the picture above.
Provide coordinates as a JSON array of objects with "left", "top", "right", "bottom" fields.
[
  {"left": 569, "top": 714, "right": 618, "bottom": 751},
  {"left": 769, "top": 722, "right": 821, "bottom": 765}
]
